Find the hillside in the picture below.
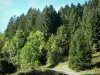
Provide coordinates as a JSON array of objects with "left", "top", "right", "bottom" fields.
[{"left": 0, "top": 0, "right": 100, "bottom": 75}]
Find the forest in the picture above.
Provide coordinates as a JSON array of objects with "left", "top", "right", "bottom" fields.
[{"left": 0, "top": 0, "right": 100, "bottom": 75}]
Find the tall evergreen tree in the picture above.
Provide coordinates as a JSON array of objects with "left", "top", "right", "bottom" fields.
[
  {"left": 68, "top": 1, "right": 93, "bottom": 71},
  {"left": 68, "top": 28, "right": 92, "bottom": 71},
  {"left": 5, "top": 16, "right": 17, "bottom": 39},
  {"left": 1, "top": 0, "right": 99, "bottom": 71},
  {"left": 25, "top": 8, "right": 40, "bottom": 33},
  {"left": 36, "top": 5, "right": 60, "bottom": 40},
  {"left": 17, "top": 14, "right": 26, "bottom": 31},
  {"left": 76, "top": 3, "right": 83, "bottom": 19}
]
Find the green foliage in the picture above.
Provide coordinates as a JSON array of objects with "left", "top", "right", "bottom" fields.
[
  {"left": 1, "top": 0, "right": 99, "bottom": 72},
  {"left": 46, "top": 34, "right": 57, "bottom": 65},
  {"left": 56, "top": 25, "right": 69, "bottom": 57},
  {"left": 92, "top": 0, "right": 98, "bottom": 6},
  {"left": 25, "top": 8, "right": 40, "bottom": 33},
  {"left": 46, "top": 25, "right": 68, "bottom": 66},
  {"left": 17, "top": 14, "right": 26, "bottom": 31},
  {"left": 68, "top": 28, "right": 92, "bottom": 71},
  {"left": 36, "top": 5, "right": 60, "bottom": 40},
  {"left": 5, "top": 16, "right": 17, "bottom": 39},
  {"left": 1, "top": 30, "right": 26, "bottom": 67},
  {"left": 0, "top": 33, "right": 8, "bottom": 51},
  {"left": 92, "top": 12, "right": 100, "bottom": 52},
  {"left": 76, "top": 3, "right": 83, "bottom": 18},
  {"left": 1, "top": 40, "right": 11, "bottom": 60},
  {"left": 68, "top": 2, "right": 93, "bottom": 71},
  {"left": 20, "top": 31, "right": 45, "bottom": 68}
]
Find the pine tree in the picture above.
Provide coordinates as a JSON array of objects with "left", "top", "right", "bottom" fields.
[
  {"left": 5, "top": 16, "right": 17, "bottom": 39},
  {"left": 17, "top": 14, "right": 26, "bottom": 31},
  {"left": 25, "top": 8, "right": 40, "bottom": 33},
  {"left": 36, "top": 5, "right": 59, "bottom": 40},
  {"left": 68, "top": 28, "right": 92, "bottom": 71},
  {"left": 68, "top": 2, "right": 92, "bottom": 71},
  {"left": 76, "top": 3, "right": 83, "bottom": 19}
]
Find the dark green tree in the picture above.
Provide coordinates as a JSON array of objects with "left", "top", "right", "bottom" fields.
[
  {"left": 17, "top": 14, "right": 26, "bottom": 31},
  {"left": 25, "top": 8, "right": 40, "bottom": 33},
  {"left": 76, "top": 3, "right": 83, "bottom": 19},
  {"left": 68, "top": 28, "right": 92, "bottom": 71},
  {"left": 68, "top": 2, "right": 93, "bottom": 70},
  {"left": 36, "top": 5, "right": 60, "bottom": 40},
  {"left": 5, "top": 16, "right": 17, "bottom": 39},
  {"left": 46, "top": 25, "right": 68, "bottom": 66}
]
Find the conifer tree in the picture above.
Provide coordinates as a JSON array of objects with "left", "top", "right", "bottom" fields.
[
  {"left": 36, "top": 5, "right": 59, "bottom": 40},
  {"left": 68, "top": 28, "right": 92, "bottom": 71},
  {"left": 6, "top": 16, "right": 17, "bottom": 39}
]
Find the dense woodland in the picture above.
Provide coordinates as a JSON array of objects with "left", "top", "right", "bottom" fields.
[{"left": 0, "top": 0, "right": 100, "bottom": 74}]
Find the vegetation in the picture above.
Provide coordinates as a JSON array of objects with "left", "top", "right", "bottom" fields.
[
  {"left": 12, "top": 68, "right": 67, "bottom": 75},
  {"left": 20, "top": 31, "right": 45, "bottom": 68},
  {"left": 0, "top": 0, "right": 100, "bottom": 74},
  {"left": 55, "top": 52, "right": 100, "bottom": 75}
]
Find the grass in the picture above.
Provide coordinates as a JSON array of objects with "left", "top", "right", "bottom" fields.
[
  {"left": 78, "top": 52, "right": 100, "bottom": 75},
  {"left": 10, "top": 52, "right": 100, "bottom": 75},
  {"left": 54, "top": 52, "right": 100, "bottom": 75},
  {"left": 10, "top": 67, "right": 67, "bottom": 75},
  {"left": 55, "top": 62, "right": 72, "bottom": 72},
  {"left": 10, "top": 66, "right": 48, "bottom": 75}
]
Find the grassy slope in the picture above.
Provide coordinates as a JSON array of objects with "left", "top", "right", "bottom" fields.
[
  {"left": 54, "top": 52, "right": 100, "bottom": 75},
  {"left": 11, "top": 52, "right": 100, "bottom": 75}
]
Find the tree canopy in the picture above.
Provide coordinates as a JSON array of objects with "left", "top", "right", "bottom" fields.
[{"left": 0, "top": 0, "right": 99, "bottom": 73}]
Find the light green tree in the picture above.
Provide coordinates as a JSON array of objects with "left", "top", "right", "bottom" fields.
[{"left": 20, "top": 31, "right": 44, "bottom": 68}]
